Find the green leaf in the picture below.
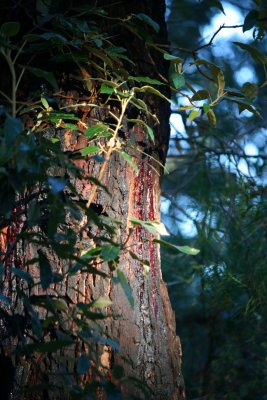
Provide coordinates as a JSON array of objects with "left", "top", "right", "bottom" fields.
[
  {"left": 37, "top": 340, "right": 72, "bottom": 353},
  {"left": 128, "top": 76, "right": 164, "bottom": 85},
  {"left": 0, "top": 22, "right": 20, "bottom": 37},
  {"left": 27, "top": 67, "right": 58, "bottom": 90},
  {"left": 170, "top": 72, "right": 185, "bottom": 89},
  {"left": 120, "top": 151, "right": 139, "bottom": 174},
  {"left": 233, "top": 42, "right": 267, "bottom": 64},
  {"left": 101, "top": 244, "right": 120, "bottom": 261},
  {"left": 153, "top": 239, "right": 200, "bottom": 255},
  {"left": 41, "top": 97, "right": 49, "bottom": 110},
  {"left": 10, "top": 268, "right": 34, "bottom": 286},
  {"left": 84, "top": 124, "right": 108, "bottom": 139},
  {"left": 91, "top": 296, "right": 113, "bottom": 309},
  {"left": 38, "top": 250, "right": 53, "bottom": 290},
  {"left": 135, "top": 86, "right": 171, "bottom": 102},
  {"left": 207, "top": 109, "right": 217, "bottom": 128},
  {"left": 81, "top": 146, "right": 100, "bottom": 156},
  {"left": 41, "top": 32, "right": 68, "bottom": 43},
  {"left": 116, "top": 270, "right": 134, "bottom": 308},
  {"left": 217, "top": 70, "right": 225, "bottom": 96},
  {"left": 203, "top": 103, "right": 210, "bottom": 113},
  {"left": 224, "top": 96, "right": 260, "bottom": 116},
  {"left": 77, "top": 353, "right": 91, "bottom": 375},
  {"left": 163, "top": 53, "right": 183, "bottom": 63},
  {"left": 126, "top": 119, "right": 154, "bottom": 142},
  {"left": 189, "top": 109, "right": 199, "bottom": 121},
  {"left": 191, "top": 90, "right": 210, "bottom": 101},
  {"left": 130, "top": 217, "right": 168, "bottom": 235},
  {"left": 242, "top": 82, "right": 258, "bottom": 100},
  {"left": 100, "top": 84, "right": 114, "bottom": 94},
  {"left": 208, "top": 0, "right": 225, "bottom": 15},
  {"left": 243, "top": 10, "right": 259, "bottom": 32},
  {"left": 134, "top": 13, "right": 160, "bottom": 33}
]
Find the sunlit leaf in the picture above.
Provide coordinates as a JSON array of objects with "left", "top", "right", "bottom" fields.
[
  {"left": 81, "top": 146, "right": 100, "bottom": 156},
  {"left": 91, "top": 296, "right": 113, "bottom": 309},
  {"left": 188, "top": 109, "right": 199, "bottom": 121},
  {"left": 120, "top": 151, "right": 139, "bottom": 174},
  {"left": 153, "top": 239, "right": 200, "bottom": 255},
  {"left": 84, "top": 124, "right": 109, "bottom": 139},
  {"left": 163, "top": 53, "right": 183, "bottom": 63}
]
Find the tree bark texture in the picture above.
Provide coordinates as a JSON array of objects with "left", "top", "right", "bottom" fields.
[{"left": 0, "top": 1, "right": 186, "bottom": 399}]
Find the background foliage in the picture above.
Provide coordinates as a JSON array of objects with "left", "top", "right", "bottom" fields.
[{"left": 162, "top": 1, "right": 267, "bottom": 399}]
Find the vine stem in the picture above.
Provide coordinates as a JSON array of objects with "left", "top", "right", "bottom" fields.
[{"left": 86, "top": 92, "right": 133, "bottom": 208}]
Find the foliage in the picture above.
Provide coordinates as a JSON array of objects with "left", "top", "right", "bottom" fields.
[
  {"left": 0, "top": 0, "right": 202, "bottom": 398},
  {"left": 162, "top": 0, "right": 267, "bottom": 399},
  {"left": 0, "top": 2, "right": 173, "bottom": 399}
]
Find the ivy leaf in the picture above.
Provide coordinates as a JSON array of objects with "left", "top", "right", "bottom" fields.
[
  {"left": 233, "top": 42, "right": 267, "bottom": 64},
  {"left": 120, "top": 151, "right": 139, "bottom": 174},
  {"left": 243, "top": 10, "right": 259, "bottom": 32},
  {"left": 153, "top": 239, "right": 200, "bottom": 255}
]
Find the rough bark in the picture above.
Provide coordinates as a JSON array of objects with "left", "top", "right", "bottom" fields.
[{"left": 0, "top": 1, "right": 186, "bottom": 399}]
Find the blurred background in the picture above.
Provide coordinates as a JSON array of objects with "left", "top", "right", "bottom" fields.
[{"left": 161, "top": 1, "right": 267, "bottom": 399}]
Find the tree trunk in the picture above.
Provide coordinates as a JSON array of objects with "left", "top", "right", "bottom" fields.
[{"left": 0, "top": 1, "right": 185, "bottom": 399}]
